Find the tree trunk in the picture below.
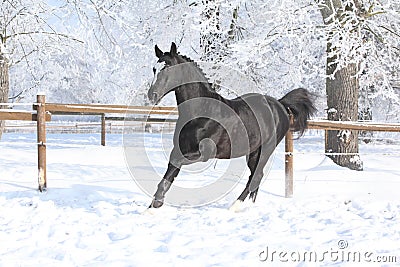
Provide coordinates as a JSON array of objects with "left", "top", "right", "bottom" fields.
[
  {"left": 0, "top": 51, "right": 9, "bottom": 140},
  {"left": 320, "top": 0, "right": 363, "bottom": 170},
  {"left": 325, "top": 52, "right": 363, "bottom": 170}
]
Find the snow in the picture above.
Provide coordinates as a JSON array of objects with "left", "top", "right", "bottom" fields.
[{"left": 1, "top": 132, "right": 400, "bottom": 266}]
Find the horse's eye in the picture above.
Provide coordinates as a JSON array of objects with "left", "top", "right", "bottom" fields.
[{"left": 153, "top": 67, "right": 156, "bottom": 74}]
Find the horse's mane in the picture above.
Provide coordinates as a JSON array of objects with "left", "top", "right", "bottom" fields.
[{"left": 177, "top": 53, "right": 216, "bottom": 92}]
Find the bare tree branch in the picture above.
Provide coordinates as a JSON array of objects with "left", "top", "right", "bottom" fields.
[
  {"left": 89, "top": 0, "right": 116, "bottom": 46},
  {"left": 5, "top": 31, "right": 84, "bottom": 43}
]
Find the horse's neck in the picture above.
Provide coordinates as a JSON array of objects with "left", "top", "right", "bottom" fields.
[
  {"left": 175, "top": 83, "right": 213, "bottom": 102},
  {"left": 174, "top": 83, "right": 215, "bottom": 114},
  {"left": 172, "top": 62, "right": 216, "bottom": 113}
]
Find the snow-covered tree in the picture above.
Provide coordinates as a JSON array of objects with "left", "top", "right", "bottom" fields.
[
  {"left": 218, "top": 0, "right": 399, "bottom": 169},
  {"left": 320, "top": 0, "right": 399, "bottom": 169},
  {"left": 0, "top": 39, "right": 8, "bottom": 139},
  {"left": 0, "top": 0, "right": 83, "bottom": 138}
]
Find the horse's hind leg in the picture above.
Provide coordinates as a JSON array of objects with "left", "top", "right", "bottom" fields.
[
  {"left": 247, "top": 143, "right": 276, "bottom": 202},
  {"left": 234, "top": 142, "right": 275, "bottom": 205},
  {"left": 237, "top": 146, "right": 262, "bottom": 202},
  {"left": 229, "top": 147, "right": 262, "bottom": 211},
  {"left": 149, "top": 162, "right": 181, "bottom": 208}
]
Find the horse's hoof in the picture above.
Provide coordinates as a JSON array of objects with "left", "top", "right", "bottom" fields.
[
  {"left": 229, "top": 200, "right": 244, "bottom": 213},
  {"left": 249, "top": 190, "right": 258, "bottom": 203},
  {"left": 149, "top": 199, "right": 164, "bottom": 209}
]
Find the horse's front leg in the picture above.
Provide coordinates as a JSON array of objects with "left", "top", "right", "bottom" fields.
[{"left": 149, "top": 162, "right": 181, "bottom": 208}]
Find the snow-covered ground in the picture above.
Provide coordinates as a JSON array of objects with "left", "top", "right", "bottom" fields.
[{"left": 1, "top": 132, "right": 399, "bottom": 266}]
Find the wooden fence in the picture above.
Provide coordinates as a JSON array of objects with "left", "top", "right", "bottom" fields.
[
  {"left": 44, "top": 102, "right": 178, "bottom": 146},
  {"left": 1, "top": 94, "right": 400, "bottom": 196},
  {"left": 1, "top": 95, "right": 178, "bottom": 192},
  {"left": 284, "top": 119, "right": 400, "bottom": 197},
  {"left": 1, "top": 95, "right": 51, "bottom": 192}
]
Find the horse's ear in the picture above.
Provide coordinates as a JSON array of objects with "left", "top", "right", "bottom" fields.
[
  {"left": 155, "top": 45, "right": 163, "bottom": 58},
  {"left": 170, "top": 42, "right": 177, "bottom": 55}
]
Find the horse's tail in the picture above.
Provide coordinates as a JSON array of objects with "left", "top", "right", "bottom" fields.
[{"left": 278, "top": 88, "right": 317, "bottom": 136}]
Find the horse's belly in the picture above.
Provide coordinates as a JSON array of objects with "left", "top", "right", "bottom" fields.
[{"left": 214, "top": 131, "right": 261, "bottom": 159}]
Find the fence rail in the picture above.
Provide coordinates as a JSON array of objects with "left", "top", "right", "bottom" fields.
[
  {"left": 2, "top": 94, "right": 400, "bottom": 196},
  {"left": 308, "top": 120, "right": 400, "bottom": 132},
  {"left": 0, "top": 109, "right": 51, "bottom": 121},
  {"left": 44, "top": 103, "right": 178, "bottom": 116}
]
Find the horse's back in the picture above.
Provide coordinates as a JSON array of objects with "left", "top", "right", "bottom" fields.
[{"left": 228, "top": 93, "right": 289, "bottom": 147}]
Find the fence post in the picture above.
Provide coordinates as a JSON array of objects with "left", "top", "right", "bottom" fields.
[
  {"left": 101, "top": 113, "right": 106, "bottom": 146},
  {"left": 37, "top": 94, "right": 47, "bottom": 192},
  {"left": 285, "top": 114, "right": 294, "bottom": 198}
]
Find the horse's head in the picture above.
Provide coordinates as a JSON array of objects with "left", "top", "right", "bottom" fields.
[
  {"left": 148, "top": 42, "right": 209, "bottom": 105},
  {"left": 148, "top": 42, "right": 180, "bottom": 105}
]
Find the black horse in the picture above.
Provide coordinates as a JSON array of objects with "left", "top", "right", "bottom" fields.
[{"left": 147, "top": 42, "right": 316, "bottom": 209}]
